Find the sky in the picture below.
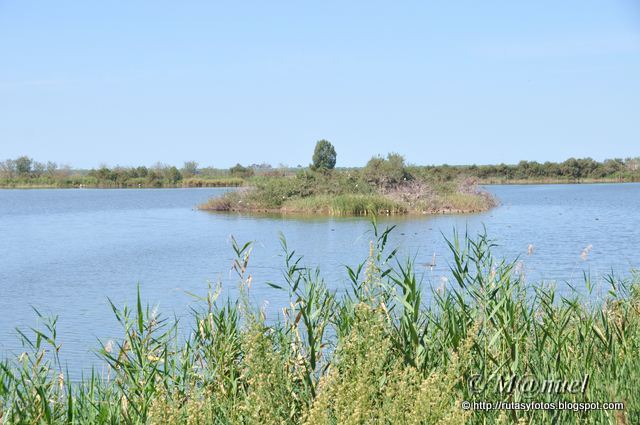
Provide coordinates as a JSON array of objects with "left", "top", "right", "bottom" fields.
[{"left": 1, "top": 1, "right": 639, "bottom": 168}]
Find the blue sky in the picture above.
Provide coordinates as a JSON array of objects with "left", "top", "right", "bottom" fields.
[{"left": 1, "top": 1, "right": 639, "bottom": 168}]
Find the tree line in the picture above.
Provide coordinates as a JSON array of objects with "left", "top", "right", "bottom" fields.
[
  {"left": 1, "top": 149, "right": 639, "bottom": 188},
  {"left": 0, "top": 156, "right": 284, "bottom": 187},
  {"left": 410, "top": 157, "right": 640, "bottom": 182}
]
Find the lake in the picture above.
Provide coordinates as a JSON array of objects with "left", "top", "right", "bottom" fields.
[{"left": 1, "top": 184, "right": 639, "bottom": 374}]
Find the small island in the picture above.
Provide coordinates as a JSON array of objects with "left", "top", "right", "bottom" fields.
[{"left": 199, "top": 141, "right": 496, "bottom": 216}]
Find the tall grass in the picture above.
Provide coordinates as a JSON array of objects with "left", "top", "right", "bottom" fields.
[
  {"left": 1, "top": 223, "right": 638, "bottom": 424},
  {"left": 281, "top": 194, "right": 407, "bottom": 215}
]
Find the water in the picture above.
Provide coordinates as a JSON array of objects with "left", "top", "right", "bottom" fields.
[{"left": 1, "top": 184, "right": 639, "bottom": 373}]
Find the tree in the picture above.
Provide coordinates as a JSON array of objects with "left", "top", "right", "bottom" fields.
[
  {"left": 625, "top": 157, "right": 640, "bottom": 172},
  {"left": 45, "top": 161, "right": 58, "bottom": 177},
  {"left": 165, "top": 166, "right": 182, "bottom": 184},
  {"left": 0, "top": 159, "right": 17, "bottom": 178},
  {"left": 134, "top": 166, "right": 149, "bottom": 178},
  {"left": 90, "top": 166, "right": 115, "bottom": 181},
  {"left": 182, "top": 161, "right": 199, "bottom": 178},
  {"left": 31, "top": 161, "right": 46, "bottom": 177},
  {"left": 311, "top": 140, "right": 337, "bottom": 170},
  {"left": 15, "top": 156, "right": 33, "bottom": 176},
  {"left": 230, "top": 163, "right": 254, "bottom": 178}
]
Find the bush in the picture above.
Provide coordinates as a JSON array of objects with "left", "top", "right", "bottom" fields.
[
  {"left": 362, "top": 153, "right": 411, "bottom": 188},
  {"left": 230, "top": 163, "right": 255, "bottom": 178}
]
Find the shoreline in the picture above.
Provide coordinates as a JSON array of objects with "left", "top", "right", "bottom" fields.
[
  {"left": 480, "top": 178, "right": 637, "bottom": 185},
  {"left": 0, "top": 183, "right": 242, "bottom": 190},
  {"left": 199, "top": 206, "right": 494, "bottom": 217}
]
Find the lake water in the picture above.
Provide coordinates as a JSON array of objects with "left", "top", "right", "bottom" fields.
[{"left": 1, "top": 184, "right": 639, "bottom": 374}]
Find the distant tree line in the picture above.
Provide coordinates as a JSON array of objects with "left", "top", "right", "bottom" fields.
[
  {"left": 85, "top": 163, "right": 182, "bottom": 186},
  {"left": 409, "top": 157, "right": 640, "bottom": 182},
  {"left": 0, "top": 157, "right": 240, "bottom": 187},
  {"left": 0, "top": 156, "right": 71, "bottom": 179},
  {"left": 1, "top": 152, "right": 638, "bottom": 188},
  {"left": 0, "top": 156, "right": 289, "bottom": 187}
]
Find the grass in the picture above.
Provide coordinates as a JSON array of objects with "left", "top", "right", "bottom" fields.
[
  {"left": 1, "top": 223, "right": 639, "bottom": 424},
  {"left": 281, "top": 194, "right": 407, "bottom": 215}
]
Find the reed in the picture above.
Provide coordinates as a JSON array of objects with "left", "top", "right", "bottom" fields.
[
  {"left": 1, "top": 224, "right": 638, "bottom": 424},
  {"left": 281, "top": 194, "right": 407, "bottom": 216}
]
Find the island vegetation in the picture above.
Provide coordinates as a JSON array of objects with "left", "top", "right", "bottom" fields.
[
  {"left": 0, "top": 226, "right": 638, "bottom": 424},
  {"left": 200, "top": 142, "right": 495, "bottom": 215}
]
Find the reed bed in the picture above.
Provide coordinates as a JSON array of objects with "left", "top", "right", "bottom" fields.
[
  {"left": 280, "top": 194, "right": 407, "bottom": 216},
  {"left": 1, "top": 223, "right": 638, "bottom": 424}
]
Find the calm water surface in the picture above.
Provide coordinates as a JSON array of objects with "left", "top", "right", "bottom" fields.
[{"left": 1, "top": 184, "right": 639, "bottom": 373}]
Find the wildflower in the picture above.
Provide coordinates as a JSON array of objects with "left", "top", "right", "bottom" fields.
[
  {"left": 527, "top": 244, "right": 534, "bottom": 256},
  {"left": 581, "top": 244, "right": 593, "bottom": 261},
  {"left": 121, "top": 394, "right": 128, "bottom": 414},
  {"left": 436, "top": 276, "right": 448, "bottom": 295},
  {"left": 104, "top": 339, "right": 114, "bottom": 353},
  {"left": 150, "top": 305, "right": 158, "bottom": 320},
  {"left": 199, "top": 320, "right": 206, "bottom": 340},
  {"left": 489, "top": 266, "right": 497, "bottom": 282}
]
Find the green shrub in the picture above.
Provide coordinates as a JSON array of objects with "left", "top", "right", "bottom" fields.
[
  {"left": 362, "top": 153, "right": 411, "bottom": 188},
  {"left": 230, "top": 164, "right": 255, "bottom": 178}
]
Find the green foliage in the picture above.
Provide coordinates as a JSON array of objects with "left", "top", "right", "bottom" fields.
[
  {"left": 410, "top": 157, "right": 640, "bottom": 183},
  {"left": 181, "top": 161, "right": 199, "bottom": 178},
  {"left": 311, "top": 140, "right": 337, "bottom": 171},
  {"left": 164, "top": 166, "right": 182, "bottom": 184},
  {"left": 0, "top": 156, "right": 64, "bottom": 181},
  {"left": 229, "top": 163, "right": 255, "bottom": 178},
  {"left": 3, "top": 155, "right": 638, "bottom": 189},
  {"left": 14, "top": 156, "right": 33, "bottom": 176},
  {"left": 200, "top": 170, "right": 381, "bottom": 213},
  {"left": 362, "top": 152, "right": 411, "bottom": 188},
  {"left": 200, "top": 165, "right": 494, "bottom": 216},
  {"left": 1, "top": 226, "right": 639, "bottom": 424},
  {"left": 305, "top": 304, "right": 467, "bottom": 425},
  {"left": 0, "top": 156, "right": 252, "bottom": 188}
]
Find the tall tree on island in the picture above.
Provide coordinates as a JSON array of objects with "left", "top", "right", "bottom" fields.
[{"left": 311, "top": 140, "right": 337, "bottom": 171}]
